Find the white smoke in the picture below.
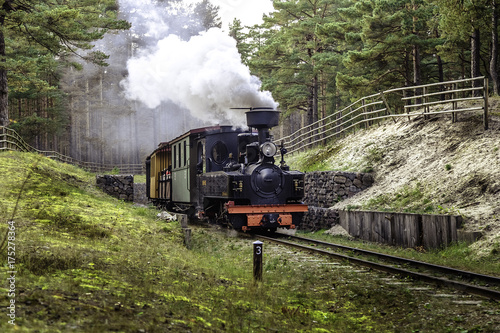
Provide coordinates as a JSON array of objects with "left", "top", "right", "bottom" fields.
[
  {"left": 119, "top": 0, "right": 171, "bottom": 39},
  {"left": 121, "top": 28, "right": 277, "bottom": 127}
]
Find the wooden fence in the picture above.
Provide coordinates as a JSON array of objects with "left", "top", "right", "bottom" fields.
[
  {"left": 339, "top": 210, "right": 465, "bottom": 249},
  {"left": 276, "top": 77, "right": 489, "bottom": 154},
  {"left": 0, "top": 126, "right": 143, "bottom": 174}
]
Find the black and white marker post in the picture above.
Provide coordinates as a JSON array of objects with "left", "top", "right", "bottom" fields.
[{"left": 253, "top": 240, "right": 263, "bottom": 281}]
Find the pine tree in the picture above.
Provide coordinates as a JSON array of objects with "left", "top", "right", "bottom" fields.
[
  {"left": 229, "top": 18, "right": 253, "bottom": 65},
  {"left": 337, "top": 0, "right": 443, "bottom": 98},
  {"left": 7, "top": 41, "right": 66, "bottom": 150},
  {"left": 194, "top": 0, "right": 222, "bottom": 31},
  {"left": 435, "top": 0, "right": 491, "bottom": 90},
  {"left": 248, "top": 0, "right": 343, "bottom": 125},
  {"left": 0, "top": 0, "right": 130, "bottom": 127}
]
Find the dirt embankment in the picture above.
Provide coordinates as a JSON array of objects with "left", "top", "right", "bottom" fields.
[{"left": 312, "top": 103, "right": 500, "bottom": 256}]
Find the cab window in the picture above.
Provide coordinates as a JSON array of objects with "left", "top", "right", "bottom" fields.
[{"left": 211, "top": 141, "right": 228, "bottom": 164}]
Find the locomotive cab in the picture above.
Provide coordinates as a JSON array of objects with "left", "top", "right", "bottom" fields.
[{"left": 237, "top": 133, "right": 259, "bottom": 164}]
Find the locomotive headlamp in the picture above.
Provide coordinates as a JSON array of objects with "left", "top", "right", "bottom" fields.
[{"left": 261, "top": 142, "right": 277, "bottom": 157}]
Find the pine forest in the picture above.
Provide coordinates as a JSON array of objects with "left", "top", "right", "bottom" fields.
[{"left": 0, "top": 0, "right": 497, "bottom": 166}]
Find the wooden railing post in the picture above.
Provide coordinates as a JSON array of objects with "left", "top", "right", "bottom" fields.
[
  {"left": 484, "top": 77, "right": 489, "bottom": 130},
  {"left": 405, "top": 87, "right": 411, "bottom": 121},
  {"left": 10, "top": 128, "right": 15, "bottom": 151},
  {"left": 452, "top": 83, "right": 457, "bottom": 123},
  {"left": 380, "top": 91, "right": 397, "bottom": 124},
  {"left": 423, "top": 86, "right": 429, "bottom": 120}
]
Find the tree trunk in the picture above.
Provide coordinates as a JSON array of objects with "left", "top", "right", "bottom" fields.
[
  {"left": 404, "top": 50, "right": 411, "bottom": 87},
  {"left": 435, "top": 30, "right": 444, "bottom": 83},
  {"left": 461, "top": 49, "right": 466, "bottom": 83},
  {"left": 437, "top": 54, "right": 445, "bottom": 100},
  {"left": 491, "top": 0, "right": 499, "bottom": 95},
  {"left": 0, "top": 14, "right": 8, "bottom": 127},
  {"left": 471, "top": 28, "right": 481, "bottom": 96},
  {"left": 471, "top": 26, "right": 481, "bottom": 78},
  {"left": 437, "top": 55, "right": 444, "bottom": 82},
  {"left": 312, "top": 74, "right": 318, "bottom": 142},
  {"left": 403, "top": 50, "right": 411, "bottom": 110},
  {"left": 412, "top": 5, "right": 422, "bottom": 102},
  {"left": 307, "top": 89, "right": 313, "bottom": 125},
  {"left": 413, "top": 43, "right": 422, "bottom": 102},
  {"left": 312, "top": 74, "right": 318, "bottom": 124}
]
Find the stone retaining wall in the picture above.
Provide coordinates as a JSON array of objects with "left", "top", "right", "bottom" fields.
[
  {"left": 301, "top": 171, "right": 374, "bottom": 230},
  {"left": 134, "top": 183, "right": 148, "bottom": 204},
  {"left": 304, "top": 171, "right": 374, "bottom": 208},
  {"left": 301, "top": 207, "right": 339, "bottom": 231},
  {"left": 96, "top": 175, "right": 134, "bottom": 201}
]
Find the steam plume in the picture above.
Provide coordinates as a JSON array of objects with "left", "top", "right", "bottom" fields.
[{"left": 121, "top": 28, "right": 277, "bottom": 127}]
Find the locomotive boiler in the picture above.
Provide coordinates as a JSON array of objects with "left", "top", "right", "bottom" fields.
[{"left": 146, "top": 108, "right": 307, "bottom": 231}]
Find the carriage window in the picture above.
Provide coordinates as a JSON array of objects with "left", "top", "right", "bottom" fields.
[
  {"left": 184, "top": 141, "right": 187, "bottom": 166},
  {"left": 173, "top": 145, "right": 177, "bottom": 169},
  {"left": 178, "top": 143, "right": 181, "bottom": 168},
  {"left": 211, "top": 141, "right": 228, "bottom": 164}
]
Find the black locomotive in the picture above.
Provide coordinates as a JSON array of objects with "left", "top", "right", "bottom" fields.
[{"left": 145, "top": 108, "right": 307, "bottom": 231}]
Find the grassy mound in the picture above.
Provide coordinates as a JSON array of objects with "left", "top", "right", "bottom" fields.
[{"left": 0, "top": 151, "right": 499, "bottom": 332}]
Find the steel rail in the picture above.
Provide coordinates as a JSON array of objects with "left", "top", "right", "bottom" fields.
[
  {"left": 256, "top": 234, "right": 500, "bottom": 301},
  {"left": 284, "top": 234, "right": 500, "bottom": 286}
]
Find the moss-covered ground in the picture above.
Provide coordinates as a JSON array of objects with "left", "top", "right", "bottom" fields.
[{"left": 1, "top": 151, "right": 499, "bottom": 332}]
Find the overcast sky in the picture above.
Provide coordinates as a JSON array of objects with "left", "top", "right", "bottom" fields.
[{"left": 184, "top": 0, "right": 275, "bottom": 28}]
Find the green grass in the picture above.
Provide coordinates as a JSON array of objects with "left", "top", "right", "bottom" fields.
[
  {"left": 360, "top": 182, "right": 437, "bottom": 214},
  {"left": 286, "top": 140, "right": 379, "bottom": 174},
  {"left": 0, "top": 151, "right": 499, "bottom": 332},
  {"left": 287, "top": 144, "right": 343, "bottom": 172},
  {"left": 358, "top": 181, "right": 468, "bottom": 216},
  {"left": 361, "top": 147, "right": 383, "bottom": 173},
  {"left": 134, "top": 174, "right": 146, "bottom": 183}
]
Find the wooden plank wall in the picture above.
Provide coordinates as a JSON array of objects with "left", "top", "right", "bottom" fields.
[{"left": 339, "top": 210, "right": 463, "bottom": 249}]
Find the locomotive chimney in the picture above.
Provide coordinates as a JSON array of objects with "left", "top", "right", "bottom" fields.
[{"left": 245, "top": 107, "right": 280, "bottom": 144}]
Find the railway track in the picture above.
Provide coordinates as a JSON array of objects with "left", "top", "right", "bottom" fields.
[{"left": 255, "top": 232, "right": 500, "bottom": 301}]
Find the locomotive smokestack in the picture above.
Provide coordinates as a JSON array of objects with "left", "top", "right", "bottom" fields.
[{"left": 245, "top": 107, "right": 280, "bottom": 144}]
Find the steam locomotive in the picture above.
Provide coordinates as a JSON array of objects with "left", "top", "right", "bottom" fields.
[{"left": 145, "top": 108, "right": 307, "bottom": 231}]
